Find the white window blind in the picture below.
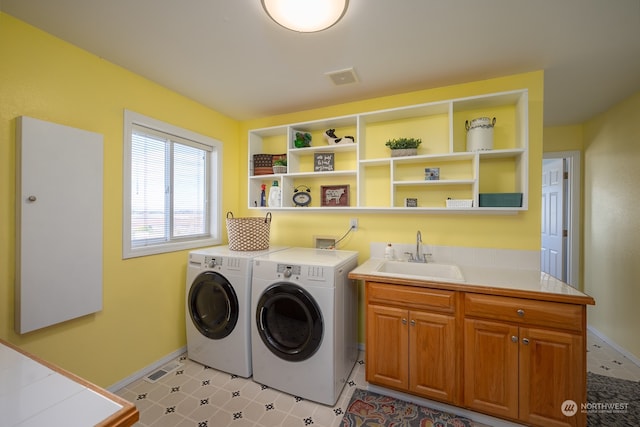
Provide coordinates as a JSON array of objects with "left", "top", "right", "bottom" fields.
[{"left": 124, "top": 111, "right": 222, "bottom": 258}]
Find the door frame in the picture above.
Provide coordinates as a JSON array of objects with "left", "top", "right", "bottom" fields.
[{"left": 542, "top": 151, "right": 581, "bottom": 288}]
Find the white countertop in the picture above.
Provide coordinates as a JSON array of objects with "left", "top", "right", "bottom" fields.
[
  {"left": 0, "top": 340, "right": 138, "bottom": 427},
  {"left": 349, "top": 258, "right": 595, "bottom": 305}
]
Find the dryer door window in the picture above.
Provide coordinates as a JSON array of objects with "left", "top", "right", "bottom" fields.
[
  {"left": 189, "top": 271, "right": 239, "bottom": 339},
  {"left": 256, "top": 283, "right": 323, "bottom": 362}
]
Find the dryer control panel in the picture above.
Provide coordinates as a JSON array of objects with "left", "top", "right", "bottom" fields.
[
  {"left": 276, "top": 264, "right": 329, "bottom": 282},
  {"left": 277, "top": 264, "right": 301, "bottom": 278}
]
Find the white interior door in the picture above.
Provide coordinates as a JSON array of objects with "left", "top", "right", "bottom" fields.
[
  {"left": 541, "top": 158, "right": 565, "bottom": 281},
  {"left": 16, "top": 116, "right": 103, "bottom": 334}
]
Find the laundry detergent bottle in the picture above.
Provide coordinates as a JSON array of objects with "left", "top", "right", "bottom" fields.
[{"left": 268, "top": 180, "right": 281, "bottom": 207}]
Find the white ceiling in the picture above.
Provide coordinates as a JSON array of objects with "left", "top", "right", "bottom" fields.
[{"left": 2, "top": 0, "right": 639, "bottom": 126}]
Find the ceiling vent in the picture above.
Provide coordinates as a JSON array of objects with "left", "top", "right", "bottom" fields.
[{"left": 325, "top": 67, "right": 359, "bottom": 86}]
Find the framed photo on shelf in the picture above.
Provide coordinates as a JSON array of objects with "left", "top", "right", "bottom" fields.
[
  {"left": 321, "top": 185, "right": 350, "bottom": 207},
  {"left": 405, "top": 198, "right": 418, "bottom": 207},
  {"left": 425, "top": 167, "right": 440, "bottom": 180}
]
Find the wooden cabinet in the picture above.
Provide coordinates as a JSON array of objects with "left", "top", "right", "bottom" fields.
[
  {"left": 366, "top": 304, "right": 409, "bottom": 389},
  {"left": 463, "top": 318, "right": 519, "bottom": 419},
  {"left": 366, "top": 282, "right": 459, "bottom": 403},
  {"left": 248, "top": 89, "right": 529, "bottom": 212},
  {"left": 520, "top": 327, "right": 584, "bottom": 427},
  {"left": 409, "top": 310, "right": 457, "bottom": 402},
  {"left": 364, "top": 284, "right": 589, "bottom": 427},
  {"left": 464, "top": 293, "right": 586, "bottom": 427}
]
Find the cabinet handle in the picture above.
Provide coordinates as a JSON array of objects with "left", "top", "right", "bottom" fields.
[
  {"left": 410, "top": 320, "right": 416, "bottom": 326},
  {"left": 516, "top": 309, "right": 525, "bottom": 317},
  {"left": 402, "top": 318, "right": 407, "bottom": 325},
  {"left": 522, "top": 338, "right": 530, "bottom": 345},
  {"left": 511, "top": 335, "right": 518, "bottom": 343}
]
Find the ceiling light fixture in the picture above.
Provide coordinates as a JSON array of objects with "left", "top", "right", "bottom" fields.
[{"left": 261, "top": 0, "right": 348, "bottom": 33}]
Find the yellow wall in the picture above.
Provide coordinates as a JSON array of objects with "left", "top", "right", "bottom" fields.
[
  {"left": 0, "top": 14, "right": 240, "bottom": 386},
  {"left": 582, "top": 91, "right": 640, "bottom": 359},
  {"left": 543, "top": 125, "right": 583, "bottom": 153},
  {"left": 1, "top": 12, "right": 545, "bottom": 388}
]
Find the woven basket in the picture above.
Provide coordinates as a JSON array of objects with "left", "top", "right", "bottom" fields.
[{"left": 226, "top": 212, "right": 272, "bottom": 251}]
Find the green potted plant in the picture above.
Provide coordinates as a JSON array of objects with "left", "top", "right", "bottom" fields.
[
  {"left": 385, "top": 137, "right": 422, "bottom": 157},
  {"left": 272, "top": 158, "right": 287, "bottom": 174}
]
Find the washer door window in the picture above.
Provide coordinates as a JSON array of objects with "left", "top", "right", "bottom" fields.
[
  {"left": 189, "top": 271, "right": 239, "bottom": 339},
  {"left": 256, "top": 283, "right": 323, "bottom": 362}
]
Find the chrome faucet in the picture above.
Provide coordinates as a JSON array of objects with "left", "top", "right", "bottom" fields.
[{"left": 407, "top": 230, "right": 427, "bottom": 263}]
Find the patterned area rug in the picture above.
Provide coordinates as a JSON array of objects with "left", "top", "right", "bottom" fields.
[
  {"left": 342, "top": 388, "right": 478, "bottom": 427},
  {"left": 343, "top": 374, "right": 640, "bottom": 427},
  {"left": 587, "top": 372, "right": 640, "bottom": 427}
]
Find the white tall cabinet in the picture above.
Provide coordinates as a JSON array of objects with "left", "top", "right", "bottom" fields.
[
  {"left": 248, "top": 89, "right": 528, "bottom": 212},
  {"left": 15, "top": 116, "right": 103, "bottom": 334}
]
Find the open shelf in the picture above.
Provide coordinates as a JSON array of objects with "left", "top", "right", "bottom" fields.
[{"left": 248, "top": 89, "right": 528, "bottom": 212}]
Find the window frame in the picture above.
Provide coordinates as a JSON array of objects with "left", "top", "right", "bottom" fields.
[{"left": 123, "top": 110, "right": 222, "bottom": 259}]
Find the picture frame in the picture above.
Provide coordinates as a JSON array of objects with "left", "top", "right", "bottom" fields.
[
  {"left": 320, "top": 185, "right": 350, "bottom": 207},
  {"left": 405, "top": 198, "right": 418, "bottom": 207},
  {"left": 425, "top": 167, "right": 440, "bottom": 180},
  {"left": 314, "top": 152, "right": 335, "bottom": 172}
]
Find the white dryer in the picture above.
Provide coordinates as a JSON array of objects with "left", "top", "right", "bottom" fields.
[
  {"left": 186, "top": 245, "right": 286, "bottom": 377},
  {"left": 250, "top": 247, "right": 359, "bottom": 405}
]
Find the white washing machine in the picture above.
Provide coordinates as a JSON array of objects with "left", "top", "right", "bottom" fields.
[
  {"left": 250, "top": 247, "right": 359, "bottom": 405},
  {"left": 186, "top": 245, "right": 287, "bottom": 377}
]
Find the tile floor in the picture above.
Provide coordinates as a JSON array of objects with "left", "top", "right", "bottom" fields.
[
  {"left": 115, "top": 331, "right": 640, "bottom": 427},
  {"left": 115, "top": 352, "right": 366, "bottom": 427},
  {"left": 586, "top": 331, "right": 640, "bottom": 382}
]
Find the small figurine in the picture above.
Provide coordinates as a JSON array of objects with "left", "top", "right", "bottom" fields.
[
  {"left": 294, "top": 132, "right": 312, "bottom": 148},
  {"left": 324, "top": 128, "right": 355, "bottom": 145}
]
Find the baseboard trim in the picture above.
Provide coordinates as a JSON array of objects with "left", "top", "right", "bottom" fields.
[
  {"left": 107, "top": 346, "right": 186, "bottom": 393},
  {"left": 588, "top": 325, "right": 640, "bottom": 368}
]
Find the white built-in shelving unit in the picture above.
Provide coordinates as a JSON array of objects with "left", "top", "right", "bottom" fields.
[{"left": 248, "top": 89, "right": 528, "bottom": 213}]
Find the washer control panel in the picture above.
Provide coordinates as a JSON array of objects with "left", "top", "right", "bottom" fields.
[{"left": 204, "top": 256, "right": 223, "bottom": 268}]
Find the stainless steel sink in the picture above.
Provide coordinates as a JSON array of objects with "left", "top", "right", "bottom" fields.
[{"left": 372, "top": 260, "right": 465, "bottom": 283}]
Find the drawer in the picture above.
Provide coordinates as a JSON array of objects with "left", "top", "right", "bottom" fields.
[
  {"left": 367, "top": 282, "right": 455, "bottom": 313},
  {"left": 464, "top": 293, "right": 583, "bottom": 331}
]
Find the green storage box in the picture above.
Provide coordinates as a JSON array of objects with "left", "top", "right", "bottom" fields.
[{"left": 479, "top": 193, "right": 523, "bottom": 207}]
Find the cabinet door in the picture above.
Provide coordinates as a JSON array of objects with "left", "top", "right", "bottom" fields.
[
  {"left": 409, "top": 311, "right": 457, "bottom": 403},
  {"left": 519, "top": 327, "right": 585, "bottom": 427},
  {"left": 366, "top": 305, "right": 408, "bottom": 389},
  {"left": 16, "top": 116, "right": 103, "bottom": 334},
  {"left": 464, "top": 319, "right": 519, "bottom": 419}
]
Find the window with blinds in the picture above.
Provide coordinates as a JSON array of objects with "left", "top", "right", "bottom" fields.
[{"left": 123, "top": 111, "right": 222, "bottom": 258}]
